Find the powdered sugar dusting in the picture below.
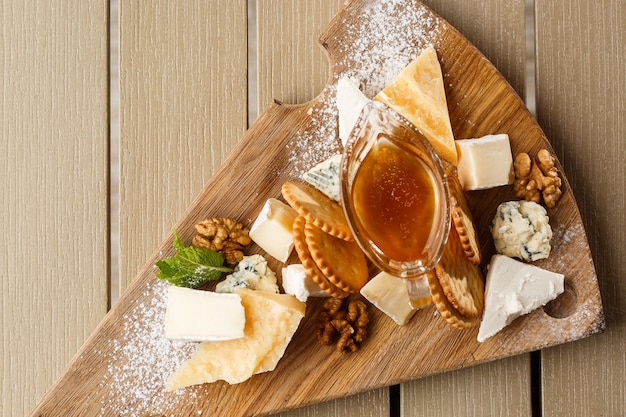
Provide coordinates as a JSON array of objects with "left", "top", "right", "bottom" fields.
[
  {"left": 98, "top": 280, "right": 201, "bottom": 416},
  {"left": 285, "top": 97, "right": 340, "bottom": 177},
  {"left": 286, "top": 0, "right": 443, "bottom": 176},
  {"left": 100, "top": 3, "right": 451, "bottom": 414},
  {"left": 548, "top": 221, "right": 588, "bottom": 273},
  {"left": 335, "top": 0, "right": 443, "bottom": 97}
]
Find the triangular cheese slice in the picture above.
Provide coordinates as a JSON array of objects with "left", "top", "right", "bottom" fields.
[
  {"left": 374, "top": 46, "right": 458, "bottom": 165},
  {"left": 336, "top": 77, "right": 371, "bottom": 147},
  {"left": 477, "top": 255, "right": 564, "bottom": 342},
  {"left": 166, "top": 288, "right": 305, "bottom": 390}
]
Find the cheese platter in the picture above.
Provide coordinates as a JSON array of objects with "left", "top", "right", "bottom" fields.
[{"left": 30, "top": 0, "right": 604, "bottom": 416}]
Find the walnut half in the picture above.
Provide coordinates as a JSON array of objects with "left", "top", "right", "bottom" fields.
[
  {"left": 513, "top": 149, "right": 562, "bottom": 208},
  {"left": 192, "top": 217, "right": 252, "bottom": 265},
  {"left": 317, "top": 297, "right": 369, "bottom": 353}
]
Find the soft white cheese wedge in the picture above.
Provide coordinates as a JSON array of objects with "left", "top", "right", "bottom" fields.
[
  {"left": 337, "top": 77, "right": 371, "bottom": 147},
  {"left": 282, "top": 264, "right": 328, "bottom": 302},
  {"left": 302, "top": 153, "right": 342, "bottom": 201},
  {"left": 360, "top": 272, "right": 428, "bottom": 325},
  {"left": 164, "top": 286, "right": 245, "bottom": 342},
  {"left": 167, "top": 288, "right": 305, "bottom": 390},
  {"left": 477, "top": 255, "right": 564, "bottom": 342},
  {"left": 249, "top": 198, "right": 298, "bottom": 263},
  {"left": 455, "top": 134, "right": 514, "bottom": 190}
]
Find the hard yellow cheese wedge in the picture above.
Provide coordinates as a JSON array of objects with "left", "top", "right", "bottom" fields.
[
  {"left": 166, "top": 288, "right": 305, "bottom": 390},
  {"left": 374, "top": 46, "right": 458, "bottom": 166}
]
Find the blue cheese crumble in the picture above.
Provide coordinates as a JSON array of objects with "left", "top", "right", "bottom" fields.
[
  {"left": 302, "top": 153, "right": 342, "bottom": 201},
  {"left": 491, "top": 201, "right": 552, "bottom": 261},
  {"left": 215, "top": 254, "right": 279, "bottom": 294}
]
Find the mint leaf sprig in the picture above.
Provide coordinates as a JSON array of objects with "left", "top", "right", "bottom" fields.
[{"left": 155, "top": 231, "right": 233, "bottom": 288}]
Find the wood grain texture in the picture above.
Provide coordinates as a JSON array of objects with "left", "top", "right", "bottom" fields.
[
  {"left": 273, "top": 390, "right": 390, "bottom": 417},
  {"left": 257, "top": 0, "right": 345, "bottom": 109},
  {"left": 0, "top": 1, "right": 109, "bottom": 416},
  {"left": 119, "top": 0, "right": 248, "bottom": 291},
  {"left": 535, "top": 1, "right": 626, "bottom": 415},
  {"left": 422, "top": 0, "right": 527, "bottom": 99},
  {"left": 400, "top": 2, "right": 532, "bottom": 416},
  {"left": 26, "top": 1, "right": 606, "bottom": 416},
  {"left": 402, "top": 358, "right": 532, "bottom": 416},
  {"left": 257, "top": 2, "right": 389, "bottom": 416}
]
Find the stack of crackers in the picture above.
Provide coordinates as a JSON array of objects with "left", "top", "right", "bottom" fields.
[
  {"left": 282, "top": 181, "right": 368, "bottom": 298},
  {"left": 430, "top": 175, "right": 485, "bottom": 329},
  {"left": 281, "top": 175, "right": 485, "bottom": 330}
]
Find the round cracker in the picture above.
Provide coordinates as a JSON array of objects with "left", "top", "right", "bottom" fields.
[
  {"left": 434, "top": 226, "right": 485, "bottom": 318},
  {"left": 426, "top": 270, "right": 478, "bottom": 330},
  {"left": 304, "top": 220, "right": 369, "bottom": 293},
  {"left": 448, "top": 174, "right": 481, "bottom": 265},
  {"left": 282, "top": 181, "right": 353, "bottom": 241},
  {"left": 291, "top": 215, "right": 349, "bottom": 298}
]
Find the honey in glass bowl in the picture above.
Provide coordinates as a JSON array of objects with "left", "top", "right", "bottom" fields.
[{"left": 340, "top": 102, "right": 450, "bottom": 283}]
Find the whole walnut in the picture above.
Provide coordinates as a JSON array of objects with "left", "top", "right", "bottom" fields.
[
  {"left": 192, "top": 217, "right": 251, "bottom": 265},
  {"left": 317, "top": 297, "right": 369, "bottom": 353},
  {"left": 513, "top": 149, "right": 562, "bottom": 208}
]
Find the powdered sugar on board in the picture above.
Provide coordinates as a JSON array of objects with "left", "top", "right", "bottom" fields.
[
  {"left": 98, "top": 2, "right": 447, "bottom": 414},
  {"left": 334, "top": 0, "right": 443, "bottom": 96},
  {"left": 97, "top": 280, "right": 202, "bottom": 416},
  {"left": 286, "top": 0, "right": 444, "bottom": 177}
]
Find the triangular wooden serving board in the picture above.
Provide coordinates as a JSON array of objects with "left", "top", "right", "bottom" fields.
[{"left": 31, "top": 0, "right": 604, "bottom": 416}]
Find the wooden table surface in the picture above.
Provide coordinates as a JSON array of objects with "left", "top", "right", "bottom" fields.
[{"left": 1, "top": 0, "right": 624, "bottom": 416}]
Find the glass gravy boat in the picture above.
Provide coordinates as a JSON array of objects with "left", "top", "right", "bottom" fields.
[{"left": 340, "top": 102, "right": 450, "bottom": 303}]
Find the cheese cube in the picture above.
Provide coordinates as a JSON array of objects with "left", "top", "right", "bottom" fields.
[
  {"left": 167, "top": 288, "right": 305, "bottom": 389},
  {"left": 455, "top": 134, "right": 514, "bottom": 190},
  {"left": 164, "top": 286, "right": 245, "bottom": 342},
  {"left": 360, "top": 272, "right": 428, "bottom": 325},
  {"left": 282, "top": 264, "right": 328, "bottom": 302},
  {"left": 337, "top": 77, "right": 371, "bottom": 147},
  {"left": 477, "top": 255, "right": 564, "bottom": 342},
  {"left": 249, "top": 198, "right": 298, "bottom": 263}
]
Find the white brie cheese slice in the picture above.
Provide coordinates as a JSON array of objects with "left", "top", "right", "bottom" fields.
[
  {"left": 337, "top": 77, "right": 371, "bottom": 147},
  {"left": 477, "top": 255, "right": 564, "bottom": 342},
  {"left": 164, "top": 286, "right": 245, "bottom": 342}
]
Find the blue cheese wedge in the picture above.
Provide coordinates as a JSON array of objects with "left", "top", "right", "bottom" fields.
[
  {"left": 360, "top": 272, "right": 429, "bottom": 325},
  {"left": 164, "top": 286, "right": 245, "bottom": 342},
  {"left": 491, "top": 200, "right": 552, "bottom": 261},
  {"left": 455, "top": 134, "right": 514, "bottom": 190},
  {"left": 216, "top": 254, "right": 279, "bottom": 294},
  {"left": 281, "top": 264, "right": 328, "bottom": 302},
  {"left": 249, "top": 198, "right": 298, "bottom": 262},
  {"left": 302, "top": 153, "right": 342, "bottom": 201},
  {"left": 477, "top": 255, "right": 564, "bottom": 342},
  {"left": 167, "top": 288, "right": 305, "bottom": 389},
  {"left": 337, "top": 77, "right": 371, "bottom": 147}
]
